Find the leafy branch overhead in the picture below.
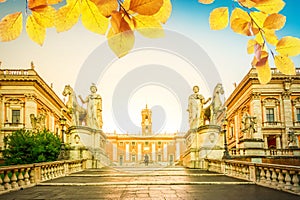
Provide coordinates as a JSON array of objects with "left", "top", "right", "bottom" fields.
[
  {"left": 0, "top": 0, "right": 299, "bottom": 84},
  {"left": 0, "top": 0, "right": 171, "bottom": 57},
  {"left": 199, "top": 0, "right": 300, "bottom": 84}
]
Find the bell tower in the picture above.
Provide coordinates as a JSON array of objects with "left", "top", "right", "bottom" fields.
[{"left": 141, "top": 104, "right": 152, "bottom": 136}]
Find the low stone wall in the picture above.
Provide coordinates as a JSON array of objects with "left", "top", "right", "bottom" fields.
[
  {"left": 0, "top": 159, "right": 87, "bottom": 194},
  {"left": 204, "top": 159, "right": 300, "bottom": 195}
]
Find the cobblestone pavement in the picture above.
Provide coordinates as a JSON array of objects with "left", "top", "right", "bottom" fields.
[{"left": 0, "top": 166, "right": 299, "bottom": 200}]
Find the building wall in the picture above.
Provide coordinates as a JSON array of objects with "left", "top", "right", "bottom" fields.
[
  {"left": 0, "top": 68, "right": 71, "bottom": 152},
  {"left": 225, "top": 68, "right": 300, "bottom": 150}
]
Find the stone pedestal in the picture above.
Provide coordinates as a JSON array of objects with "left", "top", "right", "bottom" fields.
[
  {"left": 183, "top": 125, "right": 224, "bottom": 169},
  {"left": 67, "top": 126, "right": 110, "bottom": 168},
  {"left": 238, "top": 138, "right": 265, "bottom": 156}
]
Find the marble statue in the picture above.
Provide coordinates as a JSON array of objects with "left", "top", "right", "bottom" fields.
[
  {"left": 79, "top": 83, "right": 103, "bottom": 129},
  {"left": 187, "top": 85, "right": 211, "bottom": 129},
  {"left": 62, "top": 85, "right": 86, "bottom": 126},
  {"left": 30, "top": 113, "right": 46, "bottom": 131},
  {"left": 242, "top": 112, "right": 257, "bottom": 139}
]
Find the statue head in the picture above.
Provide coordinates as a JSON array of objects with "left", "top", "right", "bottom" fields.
[
  {"left": 193, "top": 85, "right": 199, "bottom": 93},
  {"left": 90, "top": 83, "right": 97, "bottom": 93}
]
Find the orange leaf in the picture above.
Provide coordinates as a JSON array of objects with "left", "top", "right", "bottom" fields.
[
  {"left": 0, "top": 12, "right": 23, "bottom": 42},
  {"left": 28, "top": 0, "right": 47, "bottom": 10},
  {"left": 110, "top": 11, "right": 132, "bottom": 34},
  {"left": 209, "top": 7, "right": 229, "bottom": 30},
  {"left": 26, "top": 15, "right": 46, "bottom": 46},
  {"left": 91, "top": 0, "right": 118, "bottom": 17},
  {"left": 274, "top": 55, "right": 296, "bottom": 75},
  {"left": 130, "top": 0, "right": 163, "bottom": 15},
  {"left": 263, "top": 13, "right": 286, "bottom": 30},
  {"left": 276, "top": 36, "right": 300, "bottom": 57},
  {"left": 198, "top": 0, "right": 214, "bottom": 4},
  {"left": 0, "top": 0, "right": 7, "bottom": 2}
]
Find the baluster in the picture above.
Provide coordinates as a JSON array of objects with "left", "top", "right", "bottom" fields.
[
  {"left": 265, "top": 168, "right": 271, "bottom": 184},
  {"left": 244, "top": 166, "right": 250, "bottom": 180},
  {"left": 271, "top": 168, "right": 278, "bottom": 186},
  {"left": 259, "top": 167, "right": 266, "bottom": 183},
  {"left": 3, "top": 170, "right": 11, "bottom": 190},
  {"left": 18, "top": 168, "right": 25, "bottom": 187},
  {"left": 0, "top": 171, "right": 5, "bottom": 191},
  {"left": 44, "top": 166, "right": 49, "bottom": 180},
  {"left": 291, "top": 171, "right": 299, "bottom": 193},
  {"left": 284, "top": 170, "right": 292, "bottom": 190},
  {"left": 50, "top": 166, "right": 54, "bottom": 179},
  {"left": 24, "top": 168, "right": 30, "bottom": 185},
  {"left": 29, "top": 168, "right": 35, "bottom": 184},
  {"left": 10, "top": 170, "right": 18, "bottom": 189},
  {"left": 276, "top": 169, "right": 284, "bottom": 189}
]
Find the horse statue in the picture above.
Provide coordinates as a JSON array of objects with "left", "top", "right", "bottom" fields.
[
  {"left": 203, "top": 83, "right": 225, "bottom": 125},
  {"left": 62, "top": 85, "right": 87, "bottom": 126}
]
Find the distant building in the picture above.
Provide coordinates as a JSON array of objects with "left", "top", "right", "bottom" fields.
[
  {"left": 0, "top": 65, "right": 71, "bottom": 154},
  {"left": 106, "top": 105, "right": 186, "bottom": 166},
  {"left": 225, "top": 68, "right": 300, "bottom": 150}
]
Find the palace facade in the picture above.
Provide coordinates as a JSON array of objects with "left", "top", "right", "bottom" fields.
[
  {"left": 0, "top": 64, "right": 71, "bottom": 153},
  {"left": 225, "top": 68, "right": 300, "bottom": 150}
]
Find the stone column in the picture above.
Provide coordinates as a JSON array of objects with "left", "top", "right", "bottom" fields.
[
  {"left": 282, "top": 91, "right": 292, "bottom": 149},
  {"left": 264, "top": 135, "right": 268, "bottom": 149},
  {"left": 276, "top": 135, "right": 281, "bottom": 149},
  {"left": 251, "top": 93, "right": 263, "bottom": 140}
]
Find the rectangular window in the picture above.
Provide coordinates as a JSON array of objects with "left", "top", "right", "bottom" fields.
[
  {"left": 266, "top": 108, "right": 275, "bottom": 122},
  {"left": 12, "top": 110, "right": 20, "bottom": 124},
  {"left": 132, "top": 155, "right": 136, "bottom": 162},
  {"left": 119, "top": 142, "right": 123, "bottom": 146},
  {"left": 145, "top": 141, "right": 149, "bottom": 146},
  {"left": 297, "top": 108, "right": 300, "bottom": 122},
  {"left": 132, "top": 142, "right": 136, "bottom": 146},
  {"left": 158, "top": 141, "right": 161, "bottom": 145}
]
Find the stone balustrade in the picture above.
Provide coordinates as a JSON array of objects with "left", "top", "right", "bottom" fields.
[
  {"left": 230, "top": 148, "right": 300, "bottom": 157},
  {"left": 0, "top": 159, "right": 86, "bottom": 194},
  {"left": 204, "top": 159, "right": 300, "bottom": 195}
]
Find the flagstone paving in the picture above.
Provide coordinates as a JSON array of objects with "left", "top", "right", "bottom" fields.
[{"left": 0, "top": 166, "right": 299, "bottom": 200}]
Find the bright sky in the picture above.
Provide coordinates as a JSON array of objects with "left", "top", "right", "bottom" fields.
[{"left": 0, "top": 0, "right": 299, "bottom": 133}]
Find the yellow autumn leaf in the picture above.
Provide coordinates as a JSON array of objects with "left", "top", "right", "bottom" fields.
[
  {"left": 26, "top": 15, "right": 46, "bottom": 46},
  {"left": 130, "top": 0, "right": 163, "bottom": 16},
  {"left": 0, "top": 0, "right": 7, "bottom": 2},
  {"left": 256, "top": 61, "right": 271, "bottom": 84},
  {"left": 238, "top": 0, "right": 256, "bottom": 8},
  {"left": 153, "top": 0, "right": 172, "bottom": 24},
  {"left": 198, "top": 0, "right": 215, "bottom": 4},
  {"left": 264, "top": 29, "right": 278, "bottom": 45},
  {"left": 249, "top": 11, "right": 267, "bottom": 28},
  {"left": 55, "top": 0, "right": 81, "bottom": 32},
  {"left": 209, "top": 7, "right": 229, "bottom": 30},
  {"left": 47, "top": 0, "right": 63, "bottom": 4},
  {"left": 274, "top": 55, "right": 296, "bottom": 75},
  {"left": 0, "top": 12, "right": 23, "bottom": 42},
  {"left": 230, "top": 8, "right": 250, "bottom": 22},
  {"left": 255, "top": 32, "right": 264, "bottom": 44},
  {"left": 32, "top": 6, "right": 56, "bottom": 28},
  {"left": 276, "top": 36, "right": 300, "bottom": 57},
  {"left": 91, "top": 0, "right": 118, "bottom": 17},
  {"left": 108, "top": 30, "right": 135, "bottom": 58},
  {"left": 263, "top": 13, "right": 286, "bottom": 30},
  {"left": 254, "top": 0, "right": 285, "bottom": 14},
  {"left": 134, "top": 15, "right": 164, "bottom": 38},
  {"left": 81, "top": 0, "right": 108, "bottom": 34},
  {"left": 247, "top": 39, "right": 257, "bottom": 54}
]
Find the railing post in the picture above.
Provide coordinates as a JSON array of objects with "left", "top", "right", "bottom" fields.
[{"left": 34, "top": 165, "right": 41, "bottom": 183}]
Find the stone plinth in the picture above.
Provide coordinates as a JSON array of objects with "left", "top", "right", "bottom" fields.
[
  {"left": 238, "top": 138, "right": 265, "bottom": 156},
  {"left": 183, "top": 125, "right": 223, "bottom": 168},
  {"left": 68, "top": 126, "right": 110, "bottom": 168}
]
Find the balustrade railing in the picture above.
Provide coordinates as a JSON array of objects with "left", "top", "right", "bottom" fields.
[
  {"left": 0, "top": 159, "right": 86, "bottom": 194},
  {"left": 205, "top": 159, "right": 300, "bottom": 195}
]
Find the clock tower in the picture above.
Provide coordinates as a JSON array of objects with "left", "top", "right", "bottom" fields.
[{"left": 141, "top": 104, "right": 152, "bottom": 136}]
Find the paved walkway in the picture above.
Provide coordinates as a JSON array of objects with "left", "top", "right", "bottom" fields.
[{"left": 0, "top": 166, "right": 299, "bottom": 200}]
